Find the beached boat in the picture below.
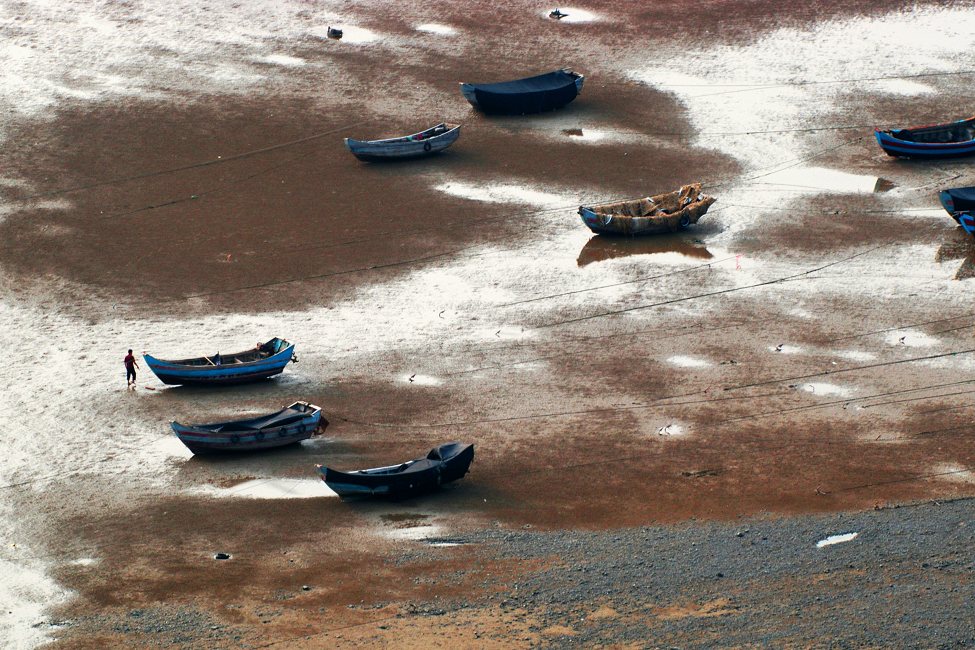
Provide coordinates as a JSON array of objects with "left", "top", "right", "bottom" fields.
[
  {"left": 172, "top": 401, "right": 325, "bottom": 454},
  {"left": 957, "top": 212, "right": 975, "bottom": 238},
  {"left": 875, "top": 116, "right": 975, "bottom": 159},
  {"left": 344, "top": 123, "right": 461, "bottom": 162},
  {"left": 579, "top": 183, "right": 716, "bottom": 235},
  {"left": 144, "top": 337, "right": 295, "bottom": 386},
  {"left": 460, "top": 69, "right": 584, "bottom": 115},
  {"left": 317, "top": 442, "right": 474, "bottom": 498},
  {"left": 940, "top": 186, "right": 975, "bottom": 223}
]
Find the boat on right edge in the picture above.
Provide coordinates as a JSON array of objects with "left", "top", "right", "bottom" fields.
[
  {"left": 875, "top": 116, "right": 975, "bottom": 159},
  {"left": 317, "top": 442, "right": 474, "bottom": 498},
  {"left": 579, "top": 183, "right": 716, "bottom": 236}
]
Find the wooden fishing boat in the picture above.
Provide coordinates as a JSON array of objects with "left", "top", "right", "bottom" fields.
[
  {"left": 460, "top": 69, "right": 584, "bottom": 115},
  {"left": 579, "top": 183, "right": 716, "bottom": 235},
  {"left": 144, "top": 337, "right": 295, "bottom": 386},
  {"left": 875, "top": 116, "right": 975, "bottom": 159},
  {"left": 344, "top": 123, "right": 461, "bottom": 162},
  {"left": 172, "top": 402, "right": 326, "bottom": 454},
  {"left": 939, "top": 186, "right": 975, "bottom": 223},
  {"left": 317, "top": 442, "right": 474, "bottom": 498}
]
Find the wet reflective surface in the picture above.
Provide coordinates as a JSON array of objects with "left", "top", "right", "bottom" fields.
[{"left": 577, "top": 234, "right": 713, "bottom": 266}]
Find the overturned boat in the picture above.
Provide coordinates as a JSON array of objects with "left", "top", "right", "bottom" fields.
[
  {"left": 172, "top": 402, "right": 326, "bottom": 454},
  {"left": 875, "top": 116, "right": 975, "bottom": 159},
  {"left": 318, "top": 442, "right": 474, "bottom": 498},
  {"left": 144, "top": 337, "right": 295, "bottom": 385},
  {"left": 460, "top": 69, "right": 584, "bottom": 115},
  {"left": 579, "top": 183, "right": 716, "bottom": 235},
  {"left": 344, "top": 122, "right": 461, "bottom": 162}
]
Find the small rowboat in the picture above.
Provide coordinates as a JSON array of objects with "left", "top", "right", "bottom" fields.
[
  {"left": 460, "top": 69, "right": 584, "bottom": 115},
  {"left": 317, "top": 442, "right": 474, "bottom": 498},
  {"left": 144, "top": 337, "right": 295, "bottom": 386},
  {"left": 172, "top": 402, "right": 326, "bottom": 454},
  {"left": 939, "top": 186, "right": 975, "bottom": 223},
  {"left": 344, "top": 123, "right": 461, "bottom": 162},
  {"left": 875, "top": 116, "right": 975, "bottom": 159},
  {"left": 957, "top": 212, "right": 975, "bottom": 238},
  {"left": 579, "top": 183, "right": 716, "bottom": 236}
]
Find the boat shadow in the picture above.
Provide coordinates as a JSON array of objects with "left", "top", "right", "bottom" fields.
[
  {"left": 935, "top": 227, "right": 975, "bottom": 280},
  {"left": 577, "top": 232, "right": 714, "bottom": 267}
]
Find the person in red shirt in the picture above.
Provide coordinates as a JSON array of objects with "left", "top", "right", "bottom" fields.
[{"left": 124, "top": 349, "right": 140, "bottom": 388}]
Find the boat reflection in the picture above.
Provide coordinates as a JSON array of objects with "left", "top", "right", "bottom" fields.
[{"left": 577, "top": 233, "right": 713, "bottom": 267}]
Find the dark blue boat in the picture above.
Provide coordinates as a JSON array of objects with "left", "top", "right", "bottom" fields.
[
  {"left": 172, "top": 401, "right": 325, "bottom": 454},
  {"left": 875, "top": 116, "right": 975, "bottom": 159},
  {"left": 940, "top": 187, "right": 975, "bottom": 223},
  {"left": 460, "top": 69, "right": 584, "bottom": 115},
  {"left": 317, "top": 442, "right": 474, "bottom": 498},
  {"left": 144, "top": 337, "right": 295, "bottom": 385},
  {"left": 958, "top": 212, "right": 975, "bottom": 238}
]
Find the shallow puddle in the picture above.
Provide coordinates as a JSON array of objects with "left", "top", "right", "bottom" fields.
[
  {"left": 577, "top": 234, "right": 713, "bottom": 266},
  {"left": 415, "top": 23, "right": 456, "bottom": 35},
  {"left": 885, "top": 331, "right": 939, "bottom": 347},
  {"left": 316, "top": 25, "right": 380, "bottom": 44},
  {"left": 770, "top": 344, "right": 803, "bottom": 354},
  {"left": 385, "top": 524, "right": 443, "bottom": 541},
  {"left": 401, "top": 373, "right": 442, "bottom": 386},
  {"left": 193, "top": 478, "right": 335, "bottom": 499},
  {"left": 800, "top": 382, "right": 852, "bottom": 397},
  {"left": 434, "top": 181, "right": 566, "bottom": 207},
  {"left": 254, "top": 54, "right": 306, "bottom": 67},
  {"left": 542, "top": 7, "right": 601, "bottom": 23},
  {"left": 667, "top": 355, "right": 710, "bottom": 368},
  {"left": 816, "top": 532, "right": 858, "bottom": 548},
  {"left": 752, "top": 166, "right": 888, "bottom": 195}
]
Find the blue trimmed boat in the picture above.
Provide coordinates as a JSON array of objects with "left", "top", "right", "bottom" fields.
[
  {"left": 460, "top": 69, "right": 584, "bottom": 115},
  {"left": 317, "top": 442, "right": 474, "bottom": 498},
  {"left": 958, "top": 212, "right": 975, "bottom": 238},
  {"left": 172, "top": 401, "right": 325, "bottom": 454},
  {"left": 144, "top": 337, "right": 295, "bottom": 386},
  {"left": 344, "top": 122, "right": 461, "bottom": 162},
  {"left": 939, "top": 187, "right": 975, "bottom": 224},
  {"left": 875, "top": 116, "right": 975, "bottom": 159}
]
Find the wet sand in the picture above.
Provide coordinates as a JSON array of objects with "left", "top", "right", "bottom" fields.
[{"left": 3, "top": 0, "right": 975, "bottom": 646}]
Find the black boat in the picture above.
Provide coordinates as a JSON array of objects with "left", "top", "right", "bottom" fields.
[
  {"left": 460, "top": 69, "right": 584, "bottom": 115},
  {"left": 317, "top": 442, "right": 474, "bottom": 498}
]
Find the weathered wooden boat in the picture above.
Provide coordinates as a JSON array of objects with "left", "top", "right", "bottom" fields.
[
  {"left": 144, "top": 337, "right": 296, "bottom": 386},
  {"left": 344, "top": 123, "right": 461, "bottom": 162},
  {"left": 317, "top": 442, "right": 474, "bottom": 498},
  {"left": 875, "top": 116, "right": 975, "bottom": 159},
  {"left": 460, "top": 69, "right": 584, "bottom": 115},
  {"left": 172, "top": 401, "right": 326, "bottom": 454},
  {"left": 579, "top": 183, "right": 716, "bottom": 235},
  {"left": 940, "top": 186, "right": 975, "bottom": 223}
]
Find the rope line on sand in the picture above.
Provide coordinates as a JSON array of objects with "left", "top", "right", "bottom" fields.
[
  {"left": 19, "top": 119, "right": 372, "bottom": 201},
  {"left": 536, "top": 241, "right": 886, "bottom": 329}
]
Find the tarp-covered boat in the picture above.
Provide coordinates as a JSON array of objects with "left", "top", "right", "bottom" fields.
[
  {"left": 460, "top": 69, "right": 584, "bottom": 115},
  {"left": 144, "top": 337, "right": 295, "bottom": 385},
  {"left": 940, "top": 186, "right": 975, "bottom": 223},
  {"left": 172, "top": 401, "right": 326, "bottom": 454},
  {"left": 344, "top": 122, "right": 461, "bottom": 162},
  {"left": 317, "top": 442, "right": 474, "bottom": 498},
  {"left": 579, "top": 183, "right": 716, "bottom": 235},
  {"left": 875, "top": 116, "right": 975, "bottom": 159}
]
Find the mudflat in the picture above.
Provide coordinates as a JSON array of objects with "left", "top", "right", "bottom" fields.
[{"left": 2, "top": 1, "right": 974, "bottom": 647}]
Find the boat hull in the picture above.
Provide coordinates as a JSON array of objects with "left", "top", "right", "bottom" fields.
[
  {"left": 144, "top": 340, "right": 295, "bottom": 385},
  {"left": 875, "top": 117, "right": 975, "bottom": 159},
  {"left": 959, "top": 213, "right": 975, "bottom": 238},
  {"left": 172, "top": 402, "right": 325, "bottom": 454},
  {"left": 579, "top": 184, "right": 716, "bottom": 236},
  {"left": 345, "top": 124, "right": 461, "bottom": 162},
  {"left": 319, "top": 442, "right": 474, "bottom": 498},
  {"left": 461, "top": 70, "right": 584, "bottom": 115}
]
